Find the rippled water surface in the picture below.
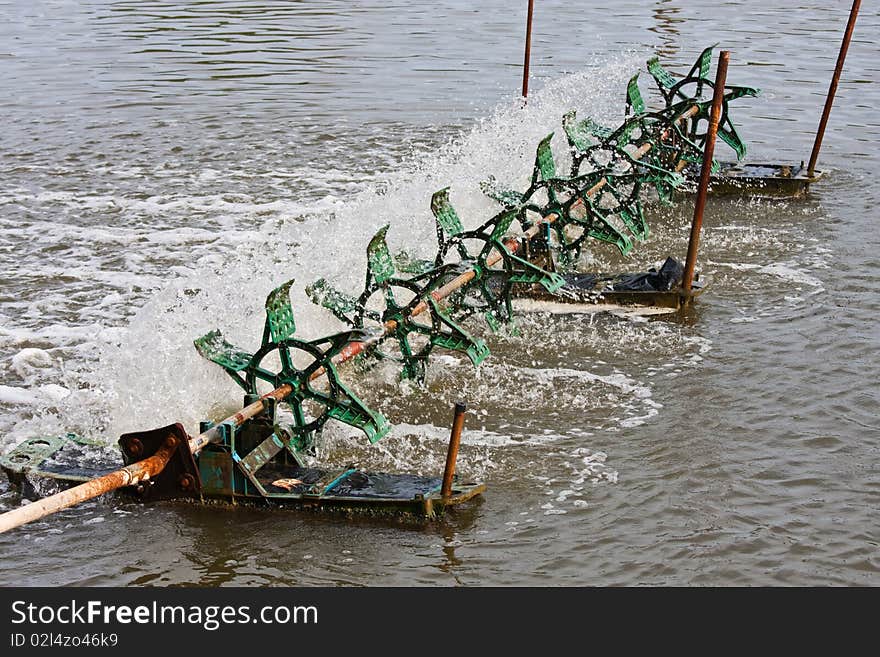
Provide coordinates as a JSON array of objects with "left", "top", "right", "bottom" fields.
[{"left": 0, "top": 1, "right": 878, "bottom": 586}]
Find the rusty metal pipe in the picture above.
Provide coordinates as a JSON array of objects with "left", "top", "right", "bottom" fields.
[
  {"left": 0, "top": 437, "right": 178, "bottom": 534},
  {"left": 522, "top": 0, "right": 535, "bottom": 98},
  {"left": 681, "top": 51, "right": 729, "bottom": 300},
  {"left": 441, "top": 402, "right": 467, "bottom": 498},
  {"left": 807, "top": 0, "right": 860, "bottom": 178}
]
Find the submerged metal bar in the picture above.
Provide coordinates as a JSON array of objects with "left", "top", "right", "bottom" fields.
[
  {"left": 522, "top": 0, "right": 535, "bottom": 98},
  {"left": 807, "top": 0, "right": 860, "bottom": 178},
  {"left": 681, "top": 51, "right": 729, "bottom": 301},
  {"left": 442, "top": 402, "right": 467, "bottom": 498},
  {"left": 0, "top": 436, "right": 178, "bottom": 534}
]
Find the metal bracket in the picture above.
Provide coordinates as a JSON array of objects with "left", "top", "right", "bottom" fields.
[{"left": 118, "top": 423, "right": 201, "bottom": 501}]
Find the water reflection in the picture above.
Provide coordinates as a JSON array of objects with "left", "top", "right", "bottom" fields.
[
  {"left": 649, "top": 0, "right": 682, "bottom": 60},
  {"left": 433, "top": 505, "right": 482, "bottom": 581}
]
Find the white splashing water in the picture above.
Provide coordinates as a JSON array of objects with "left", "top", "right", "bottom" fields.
[{"left": 3, "top": 54, "right": 654, "bottom": 475}]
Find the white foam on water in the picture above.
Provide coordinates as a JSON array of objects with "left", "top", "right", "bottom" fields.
[
  {"left": 706, "top": 260, "right": 826, "bottom": 291},
  {"left": 0, "top": 386, "right": 41, "bottom": 406},
  {"left": 517, "top": 448, "right": 621, "bottom": 518},
  {"left": 544, "top": 508, "right": 568, "bottom": 516},
  {"left": 390, "top": 422, "right": 564, "bottom": 448},
  {"left": 513, "top": 363, "right": 661, "bottom": 427},
  {"left": 758, "top": 263, "right": 825, "bottom": 290},
  {"left": 0, "top": 384, "right": 70, "bottom": 407},
  {"left": 10, "top": 348, "right": 56, "bottom": 377}
]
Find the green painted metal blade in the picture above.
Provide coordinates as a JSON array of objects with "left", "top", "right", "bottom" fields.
[
  {"left": 617, "top": 119, "right": 639, "bottom": 148},
  {"left": 480, "top": 176, "right": 524, "bottom": 209},
  {"left": 586, "top": 217, "right": 633, "bottom": 255},
  {"left": 428, "top": 299, "right": 490, "bottom": 367},
  {"left": 725, "top": 84, "right": 761, "bottom": 100},
  {"left": 393, "top": 251, "right": 437, "bottom": 275},
  {"left": 0, "top": 434, "right": 89, "bottom": 476},
  {"left": 265, "top": 279, "right": 297, "bottom": 343},
  {"left": 619, "top": 206, "right": 649, "bottom": 242},
  {"left": 639, "top": 166, "right": 685, "bottom": 192},
  {"left": 639, "top": 162, "right": 685, "bottom": 205},
  {"left": 562, "top": 112, "right": 613, "bottom": 151},
  {"left": 592, "top": 122, "right": 614, "bottom": 139},
  {"left": 432, "top": 333, "right": 490, "bottom": 367},
  {"left": 305, "top": 331, "right": 393, "bottom": 443},
  {"left": 626, "top": 73, "right": 645, "bottom": 115},
  {"left": 717, "top": 120, "right": 748, "bottom": 160},
  {"left": 649, "top": 168, "right": 686, "bottom": 189},
  {"left": 684, "top": 45, "right": 717, "bottom": 84},
  {"left": 465, "top": 339, "right": 490, "bottom": 368},
  {"left": 367, "top": 225, "right": 396, "bottom": 284},
  {"left": 533, "top": 133, "right": 556, "bottom": 183},
  {"left": 562, "top": 111, "right": 590, "bottom": 151},
  {"left": 696, "top": 45, "right": 714, "bottom": 80},
  {"left": 505, "top": 251, "right": 566, "bottom": 293},
  {"left": 431, "top": 188, "right": 464, "bottom": 237},
  {"left": 297, "top": 380, "right": 390, "bottom": 444},
  {"left": 718, "top": 110, "right": 746, "bottom": 160},
  {"left": 327, "top": 404, "right": 390, "bottom": 444},
  {"left": 483, "top": 309, "right": 502, "bottom": 333},
  {"left": 194, "top": 330, "right": 253, "bottom": 372},
  {"left": 305, "top": 278, "right": 358, "bottom": 322},
  {"left": 647, "top": 56, "right": 677, "bottom": 89},
  {"left": 489, "top": 209, "right": 518, "bottom": 241},
  {"left": 322, "top": 381, "right": 390, "bottom": 444}
]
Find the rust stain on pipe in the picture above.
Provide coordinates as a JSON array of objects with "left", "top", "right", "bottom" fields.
[{"left": 0, "top": 437, "right": 178, "bottom": 534}]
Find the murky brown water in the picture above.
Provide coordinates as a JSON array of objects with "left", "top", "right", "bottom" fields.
[{"left": 1, "top": 1, "right": 878, "bottom": 585}]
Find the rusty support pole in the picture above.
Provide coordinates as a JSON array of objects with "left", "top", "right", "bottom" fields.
[
  {"left": 807, "top": 0, "right": 860, "bottom": 178},
  {"left": 522, "top": 0, "right": 535, "bottom": 98},
  {"left": 0, "top": 437, "right": 178, "bottom": 534},
  {"left": 681, "top": 51, "right": 729, "bottom": 303},
  {"left": 441, "top": 402, "right": 467, "bottom": 498}
]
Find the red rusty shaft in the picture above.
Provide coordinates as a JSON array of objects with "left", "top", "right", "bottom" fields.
[
  {"left": 807, "top": 0, "right": 860, "bottom": 178},
  {"left": 441, "top": 402, "right": 467, "bottom": 497},
  {"left": 522, "top": 0, "right": 535, "bottom": 98},
  {"left": 0, "top": 436, "right": 178, "bottom": 534},
  {"left": 681, "top": 51, "right": 729, "bottom": 298}
]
